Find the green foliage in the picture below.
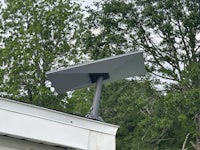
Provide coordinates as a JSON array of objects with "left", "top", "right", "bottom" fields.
[
  {"left": 66, "top": 88, "right": 94, "bottom": 116},
  {"left": 163, "top": 88, "right": 200, "bottom": 149},
  {"left": 85, "top": 0, "right": 200, "bottom": 88},
  {"left": 83, "top": 0, "right": 200, "bottom": 149},
  {"left": 1, "top": 0, "right": 200, "bottom": 149},
  {"left": 83, "top": 0, "right": 137, "bottom": 59},
  {"left": 0, "top": 0, "right": 85, "bottom": 110},
  {"left": 99, "top": 80, "right": 165, "bottom": 149}
]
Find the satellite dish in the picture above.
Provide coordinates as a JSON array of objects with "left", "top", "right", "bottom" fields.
[{"left": 47, "top": 51, "right": 146, "bottom": 121}]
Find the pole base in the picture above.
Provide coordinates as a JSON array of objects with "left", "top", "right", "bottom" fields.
[{"left": 85, "top": 113, "right": 104, "bottom": 122}]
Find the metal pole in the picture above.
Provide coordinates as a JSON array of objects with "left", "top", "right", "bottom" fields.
[{"left": 89, "top": 76, "right": 103, "bottom": 121}]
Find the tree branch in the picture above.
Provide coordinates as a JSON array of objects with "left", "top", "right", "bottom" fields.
[
  {"left": 150, "top": 71, "right": 177, "bottom": 81},
  {"left": 181, "top": 133, "right": 190, "bottom": 150}
]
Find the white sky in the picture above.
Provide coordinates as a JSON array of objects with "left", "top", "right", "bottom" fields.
[{"left": 75, "top": 0, "right": 96, "bottom": 6}]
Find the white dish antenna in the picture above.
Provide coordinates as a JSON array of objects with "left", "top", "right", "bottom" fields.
[{"left": 47, "top": 51, "right": 146, "bottom": 121}]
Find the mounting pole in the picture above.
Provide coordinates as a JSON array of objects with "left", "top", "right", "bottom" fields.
[{"left": 86, "top": 76, "right": 104, "bottom": 121}]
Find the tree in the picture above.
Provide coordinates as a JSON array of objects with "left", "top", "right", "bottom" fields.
[
  {"left": 85, "top": 0, "right": 200, "bottom": 89},
  {"left": 0, "top": 0, "right": 85, "bottom": 110},
  {"left": 66, "top": 88, "right": 94, "bottom": 116},
  {"left": 163, "top": 87, "right": 200, "bottom": 150},
  {"left": 99, "top": 79, "right": 165, "bottom": 149},
  {"left": 84, "top": 0, "right": 200, "bottom": 149}
]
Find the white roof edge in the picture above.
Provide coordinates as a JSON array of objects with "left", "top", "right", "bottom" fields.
[{"left": 0, "top": 97, "right": 119, "bottom": 135}]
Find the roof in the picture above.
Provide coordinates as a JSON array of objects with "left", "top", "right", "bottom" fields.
[{"left": 0, "top": 97, "right": 119, "bottom": 149}]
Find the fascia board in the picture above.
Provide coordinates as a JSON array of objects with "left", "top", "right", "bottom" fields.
[{"left": 0, "top": 98, "right": 119, "bottom": 149}]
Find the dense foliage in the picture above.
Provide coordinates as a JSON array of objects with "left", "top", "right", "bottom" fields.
[
  {"left": 0, "top": 0, "right": 84, "bottom": 110},
  {"left": 0, "top": 0, "right": 200, "bottom": 149},
  {"left": 84, "top": 0, "right": 200, "bottom": 149}
]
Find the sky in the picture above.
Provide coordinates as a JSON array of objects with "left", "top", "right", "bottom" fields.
[
  {"left": 74, "top": 0, "right": 99, "bottom": 11},
  {"left": 75, "top": 0, "right": 96, "bottom": 6}
]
